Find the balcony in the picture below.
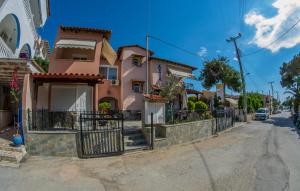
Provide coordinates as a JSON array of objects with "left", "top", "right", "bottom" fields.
[
  {"left": 184, "top": 82, "right": 194, "bottom": 90},
  {"left": 0, "top": 37, "right": 13, "bottom": 58}
]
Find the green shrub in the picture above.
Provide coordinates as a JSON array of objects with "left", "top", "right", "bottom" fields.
[
  {"left": 195, "top": 101, "right": 208, "bottom": 113},
  {"left": 187, "top": 101, "right": 195, "bottom": 112},
  {"left": 99, "top": 102, "right": 111, "bottom": 112},
  {"left": 188, "top": 96, "right": 197, "bottom": 103}
]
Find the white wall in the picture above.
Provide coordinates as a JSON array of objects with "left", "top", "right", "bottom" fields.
[
  {"left": 0, "top": 0, "right": 48, "bottom": 58},
  {"left": 144, "top": 101, "right": 165, "bottom": 125}
]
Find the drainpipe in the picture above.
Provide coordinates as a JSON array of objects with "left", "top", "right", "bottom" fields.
[{"left": 146, "top": 34, "right": 149, "bottom": 94}]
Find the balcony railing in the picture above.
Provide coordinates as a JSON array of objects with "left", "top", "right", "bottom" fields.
[
  {"left": 184, "top": 82, "right": 194, "bottom": 90},
  {"left": 22, "top": 0, "right": 38, "bottom": 41},
  {"left": 0, "top": 37, "right": 13, "bottom": 58}
]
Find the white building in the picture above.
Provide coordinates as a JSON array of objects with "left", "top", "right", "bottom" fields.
[{"left": 0, "top": 0, "right": 50, "bottom": 59}]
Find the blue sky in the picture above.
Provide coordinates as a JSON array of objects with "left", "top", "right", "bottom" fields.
[{"left": 38, "top": 0, "right": 300, "bottom": 101}]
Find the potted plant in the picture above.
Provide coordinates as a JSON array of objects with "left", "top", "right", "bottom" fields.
[{"left": 9, "top": 68, "right": 23, "bottom": 146}]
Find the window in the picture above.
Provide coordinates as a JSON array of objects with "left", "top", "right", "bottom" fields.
[
  {"left": 132, "top": 83, "right": 143, "bottom": 93},
  {"left": 100, "top": 65, "right": 118, "bottom": 80},
  {"left": 158, "top": 64, "right": 162, "bottom": 81},
  {"left": 72, "top": 54, "right": 87, "bottom": 60},
  {"left": 132, "top": 55, "right": 143, "bottom": 67}
]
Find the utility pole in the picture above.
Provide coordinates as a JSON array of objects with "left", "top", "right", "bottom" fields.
[
  {"left": 268, "top": 81, "right": 274, "bottom": 114},
  {"left": 146, "top": 34, "right": 149, "bottom": 94},
  {"left": 227, "top": 33, "right": 247, "bottom": 122}
]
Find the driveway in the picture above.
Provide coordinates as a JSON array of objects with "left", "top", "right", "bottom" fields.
[{"left": 1, "top": 112, "right": 299, "bottom": 191}]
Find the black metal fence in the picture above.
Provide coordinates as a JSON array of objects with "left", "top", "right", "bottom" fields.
[
  {"left": 27, "top": 109, "right": 142, "bottom": 131},
  {"left": 79, "top": 112, "right": 124, "bottom": 158},
  {"left": 165, "top": 108, "right": 245, "bottom": 125},
  {"left": 165, "top": 109, "right": 213, "bottom": 124},
  {"left": 213, "top": 109, "right": 235, "bottom": 134}
]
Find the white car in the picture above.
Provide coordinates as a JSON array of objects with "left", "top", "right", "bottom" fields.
[{"left": 255, "top": 108, "right": 270, "bottom": 120}]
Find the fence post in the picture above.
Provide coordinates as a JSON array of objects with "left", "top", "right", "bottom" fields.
[
  {"left": 151, "top": 112, "right": 154, "bottom": 150},
  {"left": 121, "top": 113, "right": 125, "bottom": 152},
  {"left": 79, "top": 113, "right": 84, "bottom": 156}
]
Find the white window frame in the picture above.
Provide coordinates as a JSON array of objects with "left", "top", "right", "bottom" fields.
[{"left": 99, "top": 65, "right": 118, "bottom": 80}]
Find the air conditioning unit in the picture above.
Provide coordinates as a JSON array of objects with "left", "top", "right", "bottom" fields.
[{"left": 111, "top": 79, "right": 119, "bottom": 86}]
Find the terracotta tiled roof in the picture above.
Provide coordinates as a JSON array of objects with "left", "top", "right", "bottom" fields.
[
  {"left": 60, "top": 26, "right": 112, "bottom": 39},
  {"left": 201, "top": 91, "right": 215, "bottom": 98},
  {"left": 144, "top": 94, "right": 168, "bottom": 103},
  {"left": 152, "top": 85, "right": 160, "bottom": 90},
  {"left": 186, "top": 89, "right": 203, "bottom": 95},
  {"left": 31, "top": 73, "right": 104, "bottom": 82},
  {"left": 150, "top": 57, "right": 197, "bottom": 71}
]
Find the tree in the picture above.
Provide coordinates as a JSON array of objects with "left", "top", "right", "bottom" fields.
[
  {"left": 238, "top": 92, "right": 264, "bottom": 113},
  {"left": 199, "top": 56, "right": 242, "bottom": 95},
  {"left": 160, "top": 74, "right": 184, "bottom": 108},
  {"left": 280, "top": 53, "right": 300, "bottom": 112},
  {"left": 34, "top": 57, "right": 49, "bottom": 72},
  {"left": 160, "top": 74, "right": 185, "bottom": 122}
]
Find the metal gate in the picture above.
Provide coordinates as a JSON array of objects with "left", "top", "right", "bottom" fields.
[
  {"left": 214, "top": 109, "right": 235, "bottom": 134},
  {"left": 79, "top": 112, "right": 124, "bottom": 158}
]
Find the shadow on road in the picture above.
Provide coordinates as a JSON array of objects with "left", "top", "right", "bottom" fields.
[
  {"left": 261, "top": 115, "right": 300, "bottom": 139},
  {"left": 193, "top": 144, "right": 217, "bottom": 191}
]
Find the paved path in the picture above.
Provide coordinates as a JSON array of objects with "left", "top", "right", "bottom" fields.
[{"left": 1, "top": 112, "right": 300, "bottom": 191}]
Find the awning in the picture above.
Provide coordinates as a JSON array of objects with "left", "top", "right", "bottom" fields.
[
  {"left": 101, "top": 38, "right": 117, "bottom": 65},
  {"left": 56, "top": 39, "right": 96, "bottom": 50},
  {"left": 225, "top": 98, "right": 238, "bottom": 106},
  {"left": 168, "top": 68, "right": 195, "bottom": 79}
]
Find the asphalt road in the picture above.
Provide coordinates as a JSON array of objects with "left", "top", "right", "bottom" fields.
[{"left": 1, "top": 112, "right": 300, "bottom": 191}]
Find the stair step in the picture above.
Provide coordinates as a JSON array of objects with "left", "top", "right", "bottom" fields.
[
  {"left": 125, "top": 144, "right": 149, "bottom": 152},
  {"left": 124, "top": 129, "right": 143, "bottom": 135},
  {"left": 0, "top": 160, "right": 20, "bottom": 168},
  {"left": 124, "top": 133, "right": 145, "bottom": 141},
  {"left": 0, "top": 150, "right": 26, "bottom": 163},
  {"left": 125, "top": 139, "right": 147, "bottom": 146},
  {"left": 0, "top": 144, "right": 26, "bottom": 153}
]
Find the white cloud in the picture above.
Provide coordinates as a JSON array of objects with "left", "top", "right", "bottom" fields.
[
  {"left": 245, "top": 0, "right": 300, "bottom": 52},
  {"left": 233, "top": 57, "right": 238, "bottom": 62},
  {"left": 197, "top": 47, "right": 207, "bottom": 57}
]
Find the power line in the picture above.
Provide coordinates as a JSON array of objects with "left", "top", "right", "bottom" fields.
[
  {"left": 242, "top": 17, "right": 300, "bottom": 57},
  {"left": 149, "top": 35, "right": 204, "bottom": 60}
]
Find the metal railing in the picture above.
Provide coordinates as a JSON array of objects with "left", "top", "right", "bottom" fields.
[
  {"left": 22, "top": 0, "right": 38, "bottom": 41},
  {"left": 0, "top": 37, "right": 13, "bottom": 58},
  {"left": 165, "top": 109, "right": 213, "bottom": 124},
  {"left": 27, "top": 109, "right": 142, "bottom": 131}
]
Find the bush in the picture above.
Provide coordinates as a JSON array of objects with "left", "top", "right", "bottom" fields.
[
  {"left": 99, "top": 102, "right": 111, "bottom": 112},
  {"left": 188, "top": 96, "right": 198, "bottom": 103},
  {"left": 187, "top": 101, "right": 195, "bottom": 112},
  {"left": 195, "top": 101, "right": 208, "bottom": 113}
]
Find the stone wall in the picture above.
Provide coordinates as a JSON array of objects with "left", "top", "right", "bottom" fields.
[
  {"left": 25, "top": 131, "right": 79, "bottom": 157},
  {"left": 154, "top": 119, "right": 216, "bottom": 148}
]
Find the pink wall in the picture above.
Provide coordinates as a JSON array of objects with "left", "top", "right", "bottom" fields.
[
  {"left": 120, "top": 47, "right": 148, "bottom": 110},
  {"left": 150, "top": 60, "right": 167, "bottom": 85},
  {"left": 49, "top": 28, "right": 104, "bottom": 75},
  {"left": 97, "top": 59, "right": 121, "bottom": 109}
]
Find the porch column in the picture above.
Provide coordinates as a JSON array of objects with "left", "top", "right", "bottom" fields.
[{"left": 93, "top": 84, "right": 97, "bottom": 112}]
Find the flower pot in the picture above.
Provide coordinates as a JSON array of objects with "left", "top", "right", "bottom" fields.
[{"left": 12, "top": 134, "right": 23, "bottom": 146}]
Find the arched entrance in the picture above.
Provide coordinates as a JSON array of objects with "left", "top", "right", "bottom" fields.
[
  {"left": 19, "top": 44, "right": 31, "bottom": 59},
  {"left": 0, "top": 14, "right": 20, "bottom": 52},
  {"left": 99, "top": 97, "right": 118, "bottom": 110}
]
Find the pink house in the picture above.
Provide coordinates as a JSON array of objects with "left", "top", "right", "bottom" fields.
[{"left": 28, "top": 26, "right": 197, "bottom": 115}]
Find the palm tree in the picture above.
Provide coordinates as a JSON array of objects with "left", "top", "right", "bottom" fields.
[
  {"left": 159, "top": 74, "right": 184, "bottom": 121},
  {"left": 199, "top": 56, "right": 242, "bottom": 97}
]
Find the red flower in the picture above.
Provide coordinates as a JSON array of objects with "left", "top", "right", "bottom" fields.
[{"left": 9, "top": 69, "right": 20, "bottom": 92}]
